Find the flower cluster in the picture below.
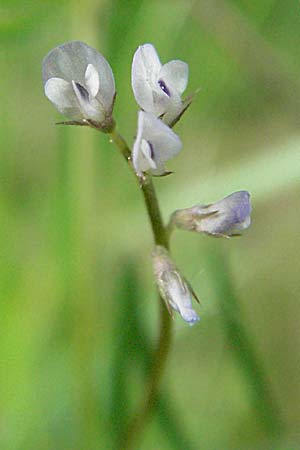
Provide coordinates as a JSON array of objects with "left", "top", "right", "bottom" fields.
[
  {"left": 131, "top": 44, "right": 189, "bottom": 176},
  {"left": 43, "top": 41, "right": 252, "bottom": 325}
]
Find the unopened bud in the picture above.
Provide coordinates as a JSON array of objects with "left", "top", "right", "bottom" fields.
[
  {"left": 152, "top": 246, "right": 200, "bottom": 326},
  {"left": 171, "top": 191, "right": 251, "bottom": 238}
]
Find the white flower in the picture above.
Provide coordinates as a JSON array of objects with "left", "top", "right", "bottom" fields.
[
  {"left": 131, "top": 43, "right": 189, "bottom": 124},
  {"left": 42, "top": 41, "right": 115, "bottom": 130},
  {"left": 132, "top": 111, "right": 182, "bottom": 176},
  {"left": 171, "top": 191, "right": 252, "bottom": 237},
  {"left": 152, "top": 246, "right": 200, "bottom": 326}
]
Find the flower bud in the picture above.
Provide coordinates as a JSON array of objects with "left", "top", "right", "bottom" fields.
[
  {"left": 171, "top": 191, "right": 251, "bottom": 237},
  {"left": 152, "top": 246, "right": 200, "bottom": 326},
  {"left": 42, "top": 41, "right": 116, "bottom": 132}
]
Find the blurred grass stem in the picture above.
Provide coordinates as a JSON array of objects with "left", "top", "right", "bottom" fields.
[
  {"left": 108, "top": 126, "right": 172, "bottom": 450},
  {"left": 207, "top": 245, "right": 284, "bottom": 439}
]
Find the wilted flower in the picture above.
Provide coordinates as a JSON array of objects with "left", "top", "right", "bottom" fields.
[
  {"left": 132, "top": 111, "right": 182, "bottom": 177},
  {"left": 131, "top": 43, "right": 189, "bottom": 125},
  {"left": 152, "top": 246, "right": 200, "bottom": 326},
  {"left": 171, "top": 191, "right": 251, "bottom": 237},
  {"left": 42, "top": 41, "right": 116, "bottom": 131}
]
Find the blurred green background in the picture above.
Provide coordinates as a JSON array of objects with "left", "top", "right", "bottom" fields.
[{"left": 1, "top": 0, "right": 300, "bottom": 449}]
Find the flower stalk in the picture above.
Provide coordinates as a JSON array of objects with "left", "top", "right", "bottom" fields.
[
  {"left": 121, "top": 301, "right": 172, "bottom": 450},
  {"left": 108, "top": 127, "right": 173, "bottom": 450}
]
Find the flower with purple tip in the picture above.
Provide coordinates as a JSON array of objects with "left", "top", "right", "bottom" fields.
[
  {"left": 131, "top": 43, "right": 189, "bottom": 124},
  {"left": 171, "top": 191, "right": 251, "bottom": 237}
]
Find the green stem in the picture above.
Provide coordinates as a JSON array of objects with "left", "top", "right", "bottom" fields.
[
  {"left": 109, "top": 127, "right": 131, "bottom": 161},
  {"left": 140, "top": 175, "right": 169, "bottom": 248},
  {"left": 122, "top": 301, "right": 172, "bottom": 450},
  {"left": 108, "top": 126, "right": 173, "bottom": 450}
]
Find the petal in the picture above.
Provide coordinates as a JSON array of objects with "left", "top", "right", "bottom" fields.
[
  {"left": 132, "top": 112, "right": 160, "bottom": 175},
  {"left": 235, "top": 215, "right": 251, "bottom": 231},
  {"left": 131, "top": 43, "right": 163, "bottom": 115},
  {"left": 132, "top": 111, "right": 147, "bottom": 176},
  {"left": 180, "top": 308, "right": 200, "bottom": 326},
  {"left": 71, "top": 81, "right": 104, "bottom": 122},
  {"left": 42, "top": 41, "right": 115, "bottom": 113},
  {"left": 44, "top": 77, "right": 82, "bottom": 119},
  {"left": 133, "top": 142, "right": 156, "bottom": 175},
  {"left": 155, "top": 77, "right": 184, "bottom": 124},
  {"left": 140, "top": 139, "right": 157, "bottom": 170},
  {"left": 212, "top": 191, "right": 251, "bottom": 225},
  {"left": 132, "top": 111, "right": 181, "bottom": 175},
  {"left": 152, "top": 246, "right": 200, "bottom": 326},
  {"left": 72, "top": 81, "right": 89, "bottom": 103},
  {"left": 45, "top": 77, "right": 74, "bottom": 107},
  {"left": 166, "top": 272, "right": 200, "bottom": 325},
  {"left": 132, "top": 43, "right": 162, "bottom": 85},
  {"left": 160, "top": 89, "right": 183, "bottom": 126},
  {"left": 159, "top": 60, "right": 189, "bottom": 95},
  {"left": 229, "top": 191, "right": 251, "bottom": 221},
  {"left": 197, "top": 191, "right": 251, "bottom": 235},
  {"left": 151, "top": 88, "right": 172, "bottom": 117},
  {"left": 141, "top": 111, "right": 182, "bottom": 162},
  {"left": 85, "top": 63, "right": 99, "bottom": 97}
]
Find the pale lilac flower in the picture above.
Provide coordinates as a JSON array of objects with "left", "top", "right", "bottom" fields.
[
  {"left": 152, "top": 246, "right": 200, "bottom": 326},
  {"left": 171, "top": 191, "right": 251, "bottom": 237},
  {"left": 132, "top": 111, "right": 182, "bottom": 176},
  {"left": 131, "top": 43, "right": 189, "bottom": 124},
  {"left": 42, "top": 41, "right": 115, "bottom": 130}
]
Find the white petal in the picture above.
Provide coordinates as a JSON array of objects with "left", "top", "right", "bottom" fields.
[
  {"left": 139, "top": 139, "right": 166, "bottom": 176},
  {"left": 43, "top": 41, "right": 115, "bottom": 114},
  {"left": 131, "top": 43, "right": 164, "bottom": 115},
  {"left": 132, "top": 111, "right": 147, "bottom": 176},
  {"left": 44, "top": 77, "right": 82, "bottom": 119},
  {"left": 85, "top": 63, "right": 99, "bottom": 97},
  {"left": 132, "top": 111, "right": 181, "bottom": 175},
  {"left": 45, "top": 77, "right": 73, "bottom": 106},
  {"left": 161, "top": 90, "right": 183, "bottom": 126},
  {"left": 167, "top": 273, "right": 190, "bottom": 308},
  {"left": 133, "top": 43, "right": 162, "bottom": 84},
  {"left": 133, "top": 112, "right": 158, "bottom": 175},
  {"left": 149, "top": 159, "right": 166, "bottom": 176},
  {"left": 71, "top": 81, "right": 104, "bottom": 122},
  {"left": 151, "top": 85, "right": 172, "bottom": 117},
  {"left": 159, "top": 60, "right": 189, "bottom": 95},
  {"left": 141, "top": 139, "right": 157, "bottom": 169},
  {"left": 167, "top": 273, "right": 200, "bottom": 325},
  {"left": 141, "top": 111, "right": 182, "bottom": 162}
]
